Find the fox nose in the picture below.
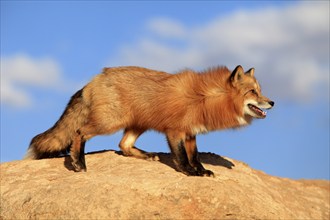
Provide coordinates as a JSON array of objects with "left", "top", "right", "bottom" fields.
[{"left": 269, "top": 101, "right": 275, "bottom": 107}]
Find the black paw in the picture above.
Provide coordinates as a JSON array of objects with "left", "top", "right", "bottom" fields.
[
  {"left": 145, "top": 153, "right": 160, "bottom": 161},
  {"left": 193, "top": 163, "right": 215, "bottom": 177},
  {"left": 72, "top": 160, "right": 87, "bottom": 172},
  {"left": 197, "top": 169, "right": 215, "bottom": 177},
  {"left": 177, "top": 164, "right": 199, "bottom": 176},
  {"left": 174, "top": 159, "right": 215, "bottom": 177}
]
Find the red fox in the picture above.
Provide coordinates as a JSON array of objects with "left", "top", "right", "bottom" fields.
[{"left": 25, "top": 65, "right": 274, "bottom": 176}]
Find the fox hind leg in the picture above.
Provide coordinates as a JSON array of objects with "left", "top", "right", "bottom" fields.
[
  {"left": 119, "top": 128, "right": 159, "bottom": 161},
  {"left": 185, "top": 135, "right": 214, "bottom": 177},
  {"left": 70, "top": 132, "right": 87, "bottom": 172}
]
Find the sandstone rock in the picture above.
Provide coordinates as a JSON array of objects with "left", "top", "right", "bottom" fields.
[{"left": 1, "top": 150, "right": 329, "bottom": 219}]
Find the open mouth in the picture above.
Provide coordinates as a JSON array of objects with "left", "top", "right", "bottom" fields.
[{"left": 248, "top": 104, "right": 267, "bottom": 118}]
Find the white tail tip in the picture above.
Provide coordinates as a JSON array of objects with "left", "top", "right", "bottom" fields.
[{"left": 23, "top": 147, "right": 37, "bottom": 160}]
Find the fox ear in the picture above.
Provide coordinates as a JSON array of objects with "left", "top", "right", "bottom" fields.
[
  {"left": 230, "top": 65, "right": 244, "bottom": 83},
  {"left": 246, "top": 68, "right": 255, "bottom": 77}
]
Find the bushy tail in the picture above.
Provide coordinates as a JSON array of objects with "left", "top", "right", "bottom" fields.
[{"left": 24, "top": 88, "right": 89, "bottom": 159}]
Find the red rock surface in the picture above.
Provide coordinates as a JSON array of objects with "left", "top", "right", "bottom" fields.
[{"left": 1, "top": 150, "right": 329, "bottom": 219}]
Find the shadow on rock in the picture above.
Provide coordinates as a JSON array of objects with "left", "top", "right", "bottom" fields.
[
  {"left": 63, "top": 150, "right": 235, "bottom": 172},
  {"left": 156, "top": 152, "right": 235, "bottom": 171},
  {"left": 199, "top": 152, "right": 235, "bottom": 169}
]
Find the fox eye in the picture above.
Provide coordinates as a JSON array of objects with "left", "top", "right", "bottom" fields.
[{"left": 250, "top": 89, "right": 258, "bottom": 95}]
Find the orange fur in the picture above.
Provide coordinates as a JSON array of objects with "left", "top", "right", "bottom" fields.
[
  {"left": 82, "top": 66, "right": 245, "bottom": 135},
  {"left": 25, "top": 65, "right": 274, "bottom": 176}
]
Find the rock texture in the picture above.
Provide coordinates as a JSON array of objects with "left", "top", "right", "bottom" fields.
[{"left": 1, "top": 150, "right": 329, "bottom": 219}]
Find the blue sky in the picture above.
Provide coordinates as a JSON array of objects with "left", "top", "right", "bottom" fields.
[{"left": 1, "top": 1, "right": 329, "bottom": 180}]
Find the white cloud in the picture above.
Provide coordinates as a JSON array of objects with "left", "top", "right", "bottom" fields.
[
  {"left": 110, "top": 1, "right": 329, "bottom": 102},
  {"left": 1, "top": 81, "right": 31, "bottom": 108},
  {"left": 147, "top": 17, "right": 186, "bottom": 39},
  {"left": 1, "top": 54, "right": 64, "bottom": 108}
]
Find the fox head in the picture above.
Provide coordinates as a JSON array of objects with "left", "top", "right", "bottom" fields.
[{"left": 230, "top": 65, "right": 274, "bottom": 119}]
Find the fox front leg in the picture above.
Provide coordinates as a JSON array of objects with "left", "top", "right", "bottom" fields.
[
  {"left": 185, "top": 135, "right": 214, "bottom": 177},
  {"left": 166, "top": 131, "right": 200, "bottom": 176}
]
